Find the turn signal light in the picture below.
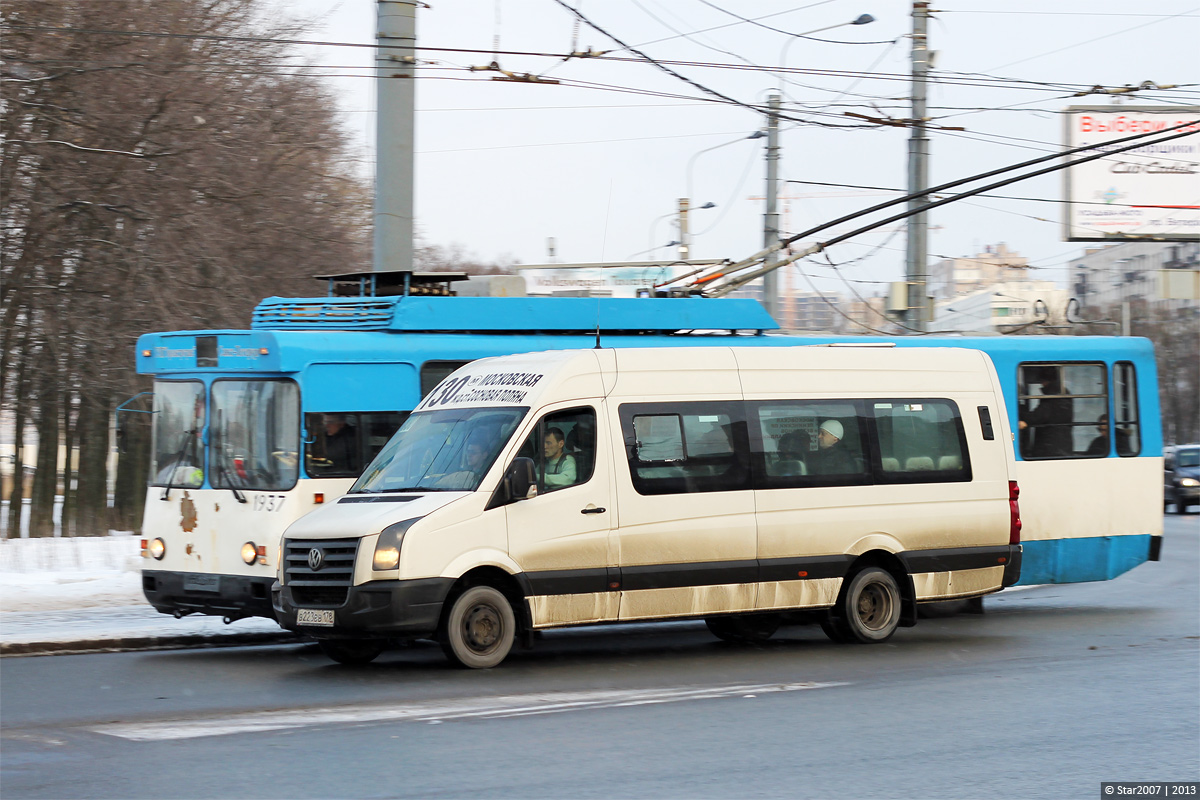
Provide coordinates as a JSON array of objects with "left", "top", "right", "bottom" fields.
[
  {"left": 314, "top": 492, "right": 325, "bottom": 504},
  {"left": 140, "top": 538, "right": 148, "bottom": 558}
]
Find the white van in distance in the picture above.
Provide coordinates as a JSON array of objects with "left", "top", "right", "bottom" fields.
[{"left": 274, "top": 346, "right": 1023, "bottom": 667}]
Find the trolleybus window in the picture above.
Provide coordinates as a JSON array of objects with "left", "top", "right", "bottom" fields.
[
  {"left": 1114, "top": 362, "right": 1141, "bottom": 457},
  {"left": 303, "top": 412, "right": 408, "bottom": 477},
  {"left": 151, "top": 380, "right": 205, "bottom": 488},
  {"left": 420, "top": 361, "right": 472, "bottom": 399},
  {"left": 1018, "top": 363, "right": 1108, "bottom": 460},
  {"left": 210, "top": 380, "right": 300, "bottom": 491}
]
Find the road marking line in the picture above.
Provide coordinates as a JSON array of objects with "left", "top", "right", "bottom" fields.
[{"left": 92, "top": 681, "right": 846, "bottom": 741}]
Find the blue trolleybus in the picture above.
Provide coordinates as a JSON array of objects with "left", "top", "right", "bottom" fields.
[{"left": 135, "top": 271, "right": 1162, "bottom": 622}]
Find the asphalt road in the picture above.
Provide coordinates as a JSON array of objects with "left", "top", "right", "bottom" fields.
[{"left": 3, "top": 515, "right": 1198, "bottom": 800}]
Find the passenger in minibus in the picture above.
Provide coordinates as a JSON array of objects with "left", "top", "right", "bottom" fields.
[
  {"left": 542, "top": 427, "right": 577, "bottom": 489},
  {"left": 777, "top": 430, "right": 811, "bottom": 476},
  {"left": 809, "top": 419, "right": 856, "bottom": 475}
]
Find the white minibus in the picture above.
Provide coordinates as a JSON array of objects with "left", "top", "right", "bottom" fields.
[{"left": 274, "top": 346, "right": 1023, "bottom": 667}]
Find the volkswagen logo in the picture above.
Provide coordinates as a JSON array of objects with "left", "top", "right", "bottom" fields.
[{"left": 307, "top": 548, "right": 324, "bottom": 570}]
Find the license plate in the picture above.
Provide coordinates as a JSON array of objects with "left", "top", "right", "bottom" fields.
[
  {"left": 183, "top": 574, "right": 221, "bottom": 593},
  {"left": 297, "top": 608, "right": 335, "bottom": 627}
]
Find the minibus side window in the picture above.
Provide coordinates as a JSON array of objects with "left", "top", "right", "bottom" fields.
[
  {"left": 518, "top": 407, "right": 597, "bottom": 494},
  {"left": 749, "top": 401, "right": 869, "bottom": 487},
  {"left": 620, "top": 402, "right": 749, "bottom": 495},
  {"left": 1113, "top": 362, "right": 1141, "bottom": 457},
  {"left": 872, "top": 400, "right": 972, "bottom": 483},
  {"left": 1018, "top": 362, "right": 1108, "bottom": 460}
]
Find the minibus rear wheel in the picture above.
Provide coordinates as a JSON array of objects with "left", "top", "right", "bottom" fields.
[
  {"left": 318, "top": 638, "right": 385, "bottom": 666},
  {"left": 839, "top": 567, "right": 901, "bottom": 643},
  {"left": 704, "top": 613, "right": 780, "bottom": 643},
  {"left": 440, "top": 585, "right": 516, "bottom": 669}
]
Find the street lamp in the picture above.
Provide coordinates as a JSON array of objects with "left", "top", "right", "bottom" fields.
[
  {"left": 777, "top": 14, "right": 876, "bottom": 89},
  {"left": 680, "top": 130, "right": 766, "bottom": 259}
]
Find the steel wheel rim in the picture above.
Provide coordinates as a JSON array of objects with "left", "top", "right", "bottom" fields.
[
  {"left": 462, "top": 602, "right": 503, "bottom": 653},
  {"left": 856, "top": 581, "right": 894, "bottom": 632}
]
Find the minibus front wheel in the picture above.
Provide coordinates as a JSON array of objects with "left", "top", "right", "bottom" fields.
[{"left": 440, "top": 585, "right": 517, "bottom": 669}]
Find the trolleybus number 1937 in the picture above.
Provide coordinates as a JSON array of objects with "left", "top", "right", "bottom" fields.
[{"left": 253, "top": 494, "right": 287, "bottom": 512}]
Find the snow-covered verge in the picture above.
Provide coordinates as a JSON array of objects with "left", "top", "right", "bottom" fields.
[{"left": 0, "top": 534, "right": 145, "bottom": 612}]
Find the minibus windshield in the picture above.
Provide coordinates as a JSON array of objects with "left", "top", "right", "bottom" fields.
[{"left": 351, "top": 407, "right": 527, "bottom": 493}]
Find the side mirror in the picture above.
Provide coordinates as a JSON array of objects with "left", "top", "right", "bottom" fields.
[
  {"left": 508, "top": 457, "right": 537, "bottom": 500},
  {"left": 487, "top": 457, "right": 537, "bottom": 510}
]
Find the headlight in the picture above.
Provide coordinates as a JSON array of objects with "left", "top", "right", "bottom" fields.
[
  {"left": 373, "top": 518, "right": 420, "bottom": 571},
  {"left": 1181, "top": 478, "right": 1199, "bottom": 487},
  {"left": 149, "top": 538, "right": 166, "bottom": 560},
  {"left": 241, "top": 542, "right": 258, "bottom": 565}
]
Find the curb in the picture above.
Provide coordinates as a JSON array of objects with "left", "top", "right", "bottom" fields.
[{"left": 1, "top": 631, "right": 305, "bottom": 658}]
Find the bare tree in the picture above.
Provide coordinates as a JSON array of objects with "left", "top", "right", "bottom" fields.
[{"left": 2, "top": 0, "right": 371, "bottom": 535}]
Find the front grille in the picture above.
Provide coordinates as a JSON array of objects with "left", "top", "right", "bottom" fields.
[{"left": 284, "top": 538, "right": 359, "bottom": 607}]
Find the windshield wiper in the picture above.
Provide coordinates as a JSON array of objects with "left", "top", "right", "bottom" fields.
[{"left": 210, "top": 412, "right": 247, "bottom": 503}]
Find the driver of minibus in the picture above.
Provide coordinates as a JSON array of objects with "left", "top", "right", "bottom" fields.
[{"left": 435, "top": 434, "right": 492, "bottom": 490}]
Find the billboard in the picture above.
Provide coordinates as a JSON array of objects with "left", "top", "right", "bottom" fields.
[{"left": 1063, "top": 106, "right": 1200, "bottom": 242}]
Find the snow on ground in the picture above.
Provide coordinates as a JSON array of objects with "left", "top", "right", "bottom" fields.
[
  {"left": 1, "top": 534, "right": 144, "bottom": 612},
  {"left": 0, "top": 535, "right": 288, "bottom": 650}
]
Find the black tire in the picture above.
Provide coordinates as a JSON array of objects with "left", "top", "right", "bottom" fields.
[
  {"left": 318, "top": 638, "right": 384, "bottom": 666},
  {"left": 705, "top": 613, "right": 781, "bottom": 643},
  {"left": 440, "top": 585, "right": 516, "bottom": 669},
  {"left": 839, "top": 567, "right": 902, "bottom": 643}
]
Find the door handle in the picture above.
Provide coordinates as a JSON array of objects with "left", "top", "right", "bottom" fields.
[{"left": 580, "top": 507, "right": 607, "bottom": 514}]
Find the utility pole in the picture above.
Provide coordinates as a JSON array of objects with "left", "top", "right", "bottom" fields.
[
  {"left": 905, "top": 1, "right": 931, "bottom": 330},
  {"left": 677, "top": 197, "right": 690, "bottom": 260},
  {"left": 374, "top": 1, "right": 417, "bottom": 273},
  {"left": 763, "top": 93, "right": 782, "bottom": 321}
]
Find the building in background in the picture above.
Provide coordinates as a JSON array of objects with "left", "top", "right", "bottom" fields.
[
  {"left": 1071, "top": 241, "right": 1200, "bottom": 316},
  {"left": 929, "top": 243, "right": 1032, "bottom": 301}
]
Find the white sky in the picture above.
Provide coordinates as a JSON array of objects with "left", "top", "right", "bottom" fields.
[{"left": 277, "top": 0, "right": 1199, "bottom": 298}]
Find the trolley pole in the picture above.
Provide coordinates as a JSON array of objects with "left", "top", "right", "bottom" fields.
[
  {"left": 374, "top": 0, "right": 417, "bottom": 273},
  {"left": 763, "top": 93, "right": 782, "bottom": 322},
  {"left": 905, "top": 1, "right": 931, "bottom": 330}
]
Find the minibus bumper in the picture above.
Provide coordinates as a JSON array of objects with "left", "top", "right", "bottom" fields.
[
  {"left": 1002, "top": 545, "right": 1022, "bottom": 587},
  {"left": 142, "top": 569, "right": 276, "bottom": 620},
  {"left": 273, "top": 579, "right": 454, "bottom": 639}
]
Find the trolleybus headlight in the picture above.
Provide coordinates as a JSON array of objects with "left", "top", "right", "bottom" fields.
[
  {"left": 373, "top": 518, "right": 420, "bottom": 571},
  {"left": 241, "top": 542, "right": 258, "bottom": 565},
  {"left": 149, "top": 538, "right": 166, "bottom": 560}
]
